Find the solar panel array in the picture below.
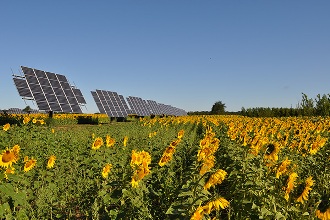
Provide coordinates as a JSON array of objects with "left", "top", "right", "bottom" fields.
[
  {"left": 0, "top": 108, "right": 40, "bottom": 114},
  {"left": 12, "top": 65, "right": 187, "bottom": 117},
  {"left": 13, "top": 66, "right": 86, "bottom": 113},
  {"left": 92, "top": 90, "right": 187, "bottom": 117},
  {"left": 91, "top": 90, "right": 131, "bottom": 117}
]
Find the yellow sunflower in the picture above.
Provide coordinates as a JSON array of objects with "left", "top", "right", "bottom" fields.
[
  {"left": 47, "top": 155, "right": 56, "bottom": 169},
  {"left": 203, "top": 197, "right": 230, "bottom": 214},
  {"left": 284, "top": 172, "right": 298, "bottom": 201},
  {"left": 106, "top": 135, "right": 115, "bottom": 147},
  {"left": 204, "top": 169, "right": 227, "bottom": 190},
  {"left": 276, "top": 158, "right": 291, "bottom": 178},
  {"left": 264, "top": 143, "right": 279, "bottom": 163},
  {"left": 92, "top": 137, "right": 103, "bottom": 150},
  {"left": 123, "top": 136, "right": 128, "bottom": 147},
  {"left": 4, "top": 167, "right": 15, "bottom": 180},
  {"left": 102, "top": 163, "right": 112, "bottom": 178},
  {"left": 130, "top": 150, "right": 151, "bottom": 187},
  {"left": 316, "top": 194, "right": 330, "bottom": 220},
  {"left": 296, "top": 176, "right": 314, "bottom": 204},
  {"left": 24, "top": 158, "right": 37, "bottom": 172},
  {"left": 190, "top": 206, "right": 204, "bottom": 220},
  {"left": 0, "top": 145, "right": 20, "bottom": 168},
  {"left": 199, "top": 156, "right": 215, "bottom": 176},
  {"left": 3, "top": 123, "right": 10, "bottom": 131},
  {"left": 177, "top": 129, "right": 185, "bottom": 139},
  {"left": 23, "top": 116, "right": 30, "bottom": 124}
]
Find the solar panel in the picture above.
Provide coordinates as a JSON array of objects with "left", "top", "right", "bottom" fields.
[
  {"left": 13, "top": 66, "right": 86, "bottom": 113},
  {"left": 126, "top": 96, "right": 151, "bottom": 116},
  {"left": 91, "top": 90, "right": 131, "bottom": 117},
  {"left": 147, "top": 100, "right": 162, "bottom": 115}
]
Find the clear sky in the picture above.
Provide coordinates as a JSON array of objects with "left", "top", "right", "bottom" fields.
[{"left": 1, "top": 1, "right": 330, "bottom": 113}]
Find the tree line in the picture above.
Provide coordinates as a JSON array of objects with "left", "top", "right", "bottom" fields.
[{"left": 188, "top": 93, "right": 330, "bottom": 117}]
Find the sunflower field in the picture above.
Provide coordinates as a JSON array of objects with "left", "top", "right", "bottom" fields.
[{"left": 0, "top": 114, "right": 329, "bottom": 219}]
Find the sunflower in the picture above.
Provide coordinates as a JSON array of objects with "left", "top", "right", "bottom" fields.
[
  {"left": 3, "top": 123, "right": 10, "bottom": 131},
  {"left": 123, "top": 136, "right": 128, "bottom": 147},
  {"left": 264, "top": 143, "right": 279, "bottom": 162},
  {"left": 23, "top": 116, "right": 30, "bottom": 124},
  {"left": 106, "top": 135, "right": 116, "bottom": 147},
  {"left": 177, "top": 130, "right": 184, "bottom": 139},
  {"left": 24, "top": 158, "right": 37, "bottom": 172},
  {"left": 131, "top": 167, "right": 150, "bottom": 188},
  {"left": 204, "top": 169, "right": 227, "bottom": 190},
  {"left": 4, "top": 167, "right": 15, "bottom": 180},
  {"left": 130, "top": 150, "right": 151, "bottom": 187},
  {"left": 276, "top": 158, "right": 291, "bottom": 178},
  {"left": 284, "top": 172, "right": 298, "bottom": 201},
  {"left": 203, "top": 197, "right": 230, "bottom": 214},
  {"left": 190, "top": 206, "right": 204, "bottom": 220},
  {"left": 200, "top": 156, "right": 215, "bottom": 176},
  {"left": 102, "top": 163, "right": 112, "bottom": 179},
  {"left": 32, "top": 119, "right": 37, "bottom": 124},
  {"left": 92, "top": 137, "right": 103, "bottom": 150},
  {"left": 47, "top": 155, "right": 56, "bottom": 169},
  {"left": 310, "top": 135, "right": 327, "bottom": 155},
  {"left": 158, "top": 154, "right": 172, "bottom": 167},
  {"left": 316, "top": 194, "right": 330, "bottom": 220},
  {"left": 170, "top": 139, "right": 181, "bottom": 147},
  {"left": 0, "top": 145, "right": 20, "bottom": 168},
  {"left": 296, "top": 176, "right": 314, "bottom": 204}
]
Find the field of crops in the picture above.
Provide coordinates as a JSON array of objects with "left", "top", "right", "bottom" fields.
[{"left": 0, "top": 114, "right": 329, "bottom": 219}]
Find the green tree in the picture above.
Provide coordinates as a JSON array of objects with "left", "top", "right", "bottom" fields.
[
  {"left": 298, "top": 93, "right": 315, "bottom": 116},
  {"left": 315, "top": 94, "right": 330, "bottom": 116},
  {"left": 211, "top": 101, "right": 226, "bottom": 115},
  {"left": 23, "top": 105, "right": 32, "bottom": 113}
]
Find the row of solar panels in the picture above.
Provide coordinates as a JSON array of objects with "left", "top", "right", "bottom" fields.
[
  {"left": 13, "top": 66, "right": 187, "bottom": 117},
  {"left": 0, "top": 108, "right": 40, "bottom": 114}
]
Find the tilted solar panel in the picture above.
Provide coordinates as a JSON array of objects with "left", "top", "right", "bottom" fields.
[
  {"left": 92, "top": 90, "right": 131, "bottom": 118},
  {"left": 13, "top": 66, "right": 86, "bottom": 113}
]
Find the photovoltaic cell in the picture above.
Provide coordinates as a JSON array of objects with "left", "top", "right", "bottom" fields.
[{"left": 13, "top": 66, "right": 86, "bottom": 113}]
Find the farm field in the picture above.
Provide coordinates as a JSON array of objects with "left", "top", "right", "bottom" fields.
[{"left": 0, "top": 114, "right": 329, "bottom": 219}]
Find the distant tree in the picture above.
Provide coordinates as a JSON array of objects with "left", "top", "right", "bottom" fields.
[
  {"left": 211, "top": 101, "right": 226, "bottom": 115},
  {"left": 23, "top": 106, "right": 32, "bottom": 113},
  {"left": 315, "top": 94, "right": 330, "bottom": 116},
  {"left": 298, "top": 93, "right": 315, "bottom": 116}
]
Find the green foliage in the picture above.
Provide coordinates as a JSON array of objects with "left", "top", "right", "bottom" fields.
[
  {"left": 211, "top": 101, "right": 226, "bottom": 115},
  {"left": 0, "top": 116, "right": 329, "bottom": 219}
]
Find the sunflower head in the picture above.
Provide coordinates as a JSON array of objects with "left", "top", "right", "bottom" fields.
[
  {"left": 92, "top": 137, "right": 104, "bottom": 150},
  {"left": 102, "top": 163, "right": 112, "bottom": 178},
  {"left": 47, "top": 155, "right": 56, "bottom": 169},
  {"left": 318, "top": 194, "right": 330, "bottom": 213},
  {"left": 23, "top": 117, "right": 30, "bottom": 124},
  {"left": 3, "top": 123, "right": 10, "bottom": 131},
  {"left": 265, "top": 144, "right": 275, "bottom": 155},
  {"left": 0, "top": 146, "right": 20, "bottom": 168},
  {"left": 123, "top": 136, "right": 128, "bottom": 147},
  {"left": 24, "top": 158, "right": 37, "bottom": 172}
]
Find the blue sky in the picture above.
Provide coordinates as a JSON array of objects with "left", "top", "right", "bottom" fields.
[{"left": 1, "top": 1, "right": 330, "bottom": 113}]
